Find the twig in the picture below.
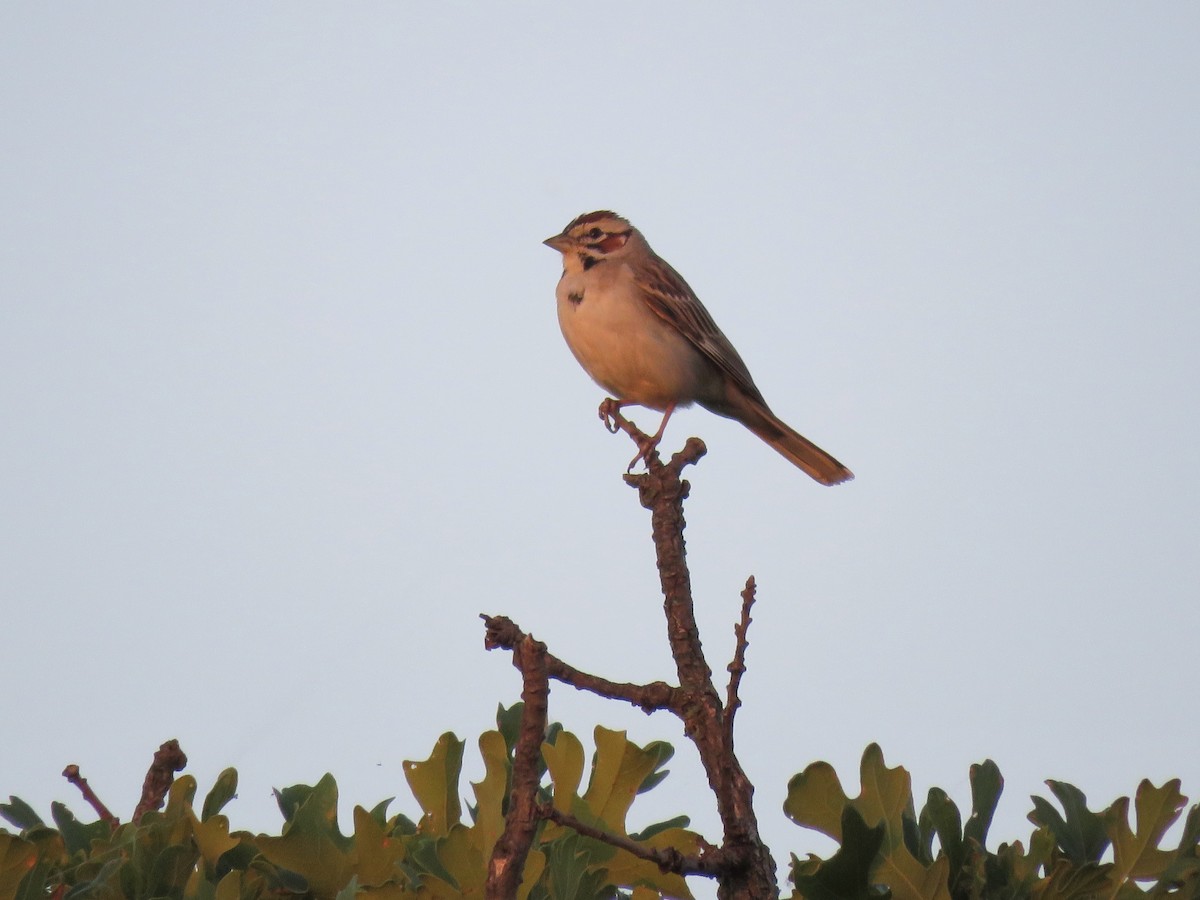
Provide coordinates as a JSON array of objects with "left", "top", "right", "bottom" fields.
[
  {"left": 482, "top": 614, "right": 679, "bottom": 713},
  {"left": 725, "top": 577, "right": 757, "bottom": 746},
  {"left": 61, "top": 765, "right": 117, "bottom": 827},
  {"left": 132, "top": 739, "right": 188, "bottom": 823},
  {"left": 539, "top": 803, "right": 726, "bottom": 877},
  {"left": 486, "top": 635, "right": 549, "bottom": 899}
]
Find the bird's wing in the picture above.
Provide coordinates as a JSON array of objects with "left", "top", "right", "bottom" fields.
[{"left": 634, "top": 256, "right": 768, "bottom": 405}]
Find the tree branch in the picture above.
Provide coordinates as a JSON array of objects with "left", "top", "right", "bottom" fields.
[
  {"left": 620, "top": 430, "right": 779, "bottom": 900},
  {"left": 539, "top": 803, "right": 727, "bottom": 878},
  {"left": 482, "top": 415, "right": 781, "bottom": 898},
  {"left": 132, "top": 739, "right": 188, "bottom": 823},
  {"left": 482, "top": 614, "right": 679, "bottom": 713},
  {"left": 61, "top": 765, "right": 117, "bottom": 827},
  {"left": 725, "top": 577, "right": 757, "bottom": 747},
  {"left": 486, "top": 635, "right": 549, "bottom": 899}
]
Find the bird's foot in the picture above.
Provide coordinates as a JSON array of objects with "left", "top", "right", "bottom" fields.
[
  {"left": 598, "top": 398, "right": 658, "bottom": 469},
  {"left": 597, "top": 398, "right": 675, "bottom": 471},
  {"left": 626, "top": 435, "right": 662, "bottom": 472},
  {"left": 598, "top": 397, "right": 625, "bottom": 434}
]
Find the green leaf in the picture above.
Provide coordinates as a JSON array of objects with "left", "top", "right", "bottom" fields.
[
  {"left": 353, "top": 804, "right": 406, "bottom": 888},
  {"left": 517, "top": 848, "right": 547, "bottom": 900},
  {"left": 11, "top": 859, "right": 53, "bottom": 900},
  {"left": 881, "top": 854, "right": 952, "bottom": 900},
  {"left": 636, "top": 742, "right": 675, "bottom": 794},
  {"left": 786, "top": 746, "right": 949, "bottom": 900},
  {"left": 1178, "top": 801, "right": 1200, "bottom": 850},
  {"left": 404, "top": 831, "right": 459, "bottom": 890},
  {"left": 543, "top": 731, "right": 585, "bottom": 812},
  {"left": 630, "top": 815, "right": 691, "bottom": 842},
  {"left": 993, "top": 828, "right": 1057, "bottom": 891},
  {"left": 544, "top": 831, "right": 603, "bottom": 900},
  {"left": 470, "top": 730, "right": 510, "bottom": 858},
  {"left": 66, "top": 854, "right": 123, "bottom": 899},
  {"left": 190, "top": 811, "right": 240, "bottom": 868},
  {"left": 921, "top": 789, "right": 963, "bottom": 875},
  {"left": 201, "top": 769, "right": 238, "bottom": 822},
  {"left": 790, "top": 807, "right": 887, "bottom": 900},
  {"left": 0, "top": 798, "right": 43, "bottom": 832},
  {"left": 48, "top": 802, "right": 109, "bottom": 856},
  {"left": 250, "top": 855, "right": 309, "bottom": 894},
  {"left": 964, "top": 760, "right": 1003, "bottom": 850},
  {"left": 434, "top": 823, "right": 487, "bottom": 896},
  {"left": 391, "top": 812, "right": 418, "bottom": 836},
  {"left": 146, "top": 843, "right": 196, "bottom": 896},
  {"left": 403, "top": 733, "right": 464, "bottom": 835},
  {"left": 0, "top": 834, "right": 37, "bottom": 900},
  {"left": 367, "top": 797, "right": 394, "bottom": 829},
  {"left": 855, "top": 744, "right": 918, "bottom": 846},
  {"left": 603, "top": 826, "right": 697, "bottom": 899},
  {"left": 785, "top": 761, "right": 852, "bottom": 840},
  {"left": 334, "top": 874, "right": 360, "bottom": 900},
  {"left": 1106, "top": 778, "right": 1187, "bottom": 884},
  {"left": 165, "top": 774, "right": 199, "bottom": 818},
  {"left": 256, "top": 773, "right": 353, "bottom": 897},
  {"left": 496, "top": 703, "right": 525, "bottom": 755},
  {"left": 1028, "top": 781, "right": 1111, "bottom": 863},
  {"left": 1157, "top": 803, "right": 1200, "bottom": 889},
  {"left": 582, "top": 727, "right": 664, "bottom": 836},
  {"left": 1033, "top": 859, "right": 1113, "bottom": 899},
  {"left": 212, "top": 870, "right": 244, "bottom": 900},
  {"left": 273, "top": 782, "right": 314, "bottom": 824}
]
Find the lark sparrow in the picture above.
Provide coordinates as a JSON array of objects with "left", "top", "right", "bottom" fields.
[{"left": 544, "top": 210, "right": 853, "bottom": 485}]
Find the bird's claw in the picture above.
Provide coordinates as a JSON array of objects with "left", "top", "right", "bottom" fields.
[
  {"left": 626, "top": 436, "right": 661, "bottom": 472},
  {"left": 598, "top": 398, "right": 623, "bottom": 434},
  {"left": 599, "top": 397, "right": 669, "bottom": 470}
]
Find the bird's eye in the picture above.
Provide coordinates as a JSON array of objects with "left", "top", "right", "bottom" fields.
[{"left": 588, "top": 228, "right": 603, "bottom": 239}]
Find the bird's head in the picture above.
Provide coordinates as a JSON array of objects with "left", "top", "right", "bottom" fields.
[{"left": 543, "top": 210, "right": 641, "bottom": 271}]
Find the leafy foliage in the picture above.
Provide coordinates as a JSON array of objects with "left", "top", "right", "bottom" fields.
[
  {"left": 0, "top": 707, "right": 692, "bottom": 900},
  {"left": 2, "top": 730, "right": 1196, "bottom": 899},
  {"left": 785, "top": 744, "right": 1200, "bottom": 900}
]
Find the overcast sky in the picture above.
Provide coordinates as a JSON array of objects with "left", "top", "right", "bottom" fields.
[{"left": 2, "top": 5, "right": 1198, "bottom": 897}]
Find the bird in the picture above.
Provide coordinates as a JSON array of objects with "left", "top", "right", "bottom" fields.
[{"left": 544, "top": 210, "right": 853, "bottom": 486}]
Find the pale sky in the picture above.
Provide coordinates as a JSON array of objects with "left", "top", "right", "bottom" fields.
[{"left": 2, "top": 5, "right": 1198, "bottom": 898}]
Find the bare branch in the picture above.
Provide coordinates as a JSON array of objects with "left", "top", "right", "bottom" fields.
[
  {"left": 132, "top": 739, "right": 188, "bottom": 823},
  {"left": 482, "top": 614, "right": 679, "bottom": 713},
  {"left": 61, "top": 765, "right": 117, "bottom": 827},
  {"left": 486, "top": 635, "right": 548, "bottom": 899},
  {"left": 540, "top": 803, "right": 728, "bottom": 878},
  {"left": 725, "top": 577, "right": 757, "bottom": 746},
  {"left": 486, "top": 424, "right": 780, "bottom": 897},
  {"left": 619, "top": 431, "right": 780, "bottom": 899}
]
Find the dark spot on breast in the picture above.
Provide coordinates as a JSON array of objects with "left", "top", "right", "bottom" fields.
[{"left": 568, "top": 290, "right": 584, "bottom": 306}]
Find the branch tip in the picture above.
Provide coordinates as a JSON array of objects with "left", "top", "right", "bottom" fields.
[
  {"left": 132, "top": 740, "right": 187, "bottom": 824},
  {"left": 62, "top": 764, "right": 117, "bottom": 827},
  {"left": 725, "top": 576, "right": 758, "bottom": 741}
]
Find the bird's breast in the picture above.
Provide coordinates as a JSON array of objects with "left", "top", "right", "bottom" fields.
[{"left": 555, "top": 267, "right": 710, "bottom": 410}]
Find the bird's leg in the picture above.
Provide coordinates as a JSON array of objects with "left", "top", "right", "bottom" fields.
[
  {"left": 597, "top": 398, "right": 674, "bottom": 471},
  {"left": 626, "top": 403, "right": 675, "bottom": 472}
]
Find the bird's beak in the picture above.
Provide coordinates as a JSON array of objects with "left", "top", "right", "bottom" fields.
[{"left": 543, "top": 233, "right": 572, "bottom": 252}]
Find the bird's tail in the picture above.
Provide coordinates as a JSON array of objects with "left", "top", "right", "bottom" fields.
[{"left": 715, "top": 392, "right": 854, "bottom": 486}]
